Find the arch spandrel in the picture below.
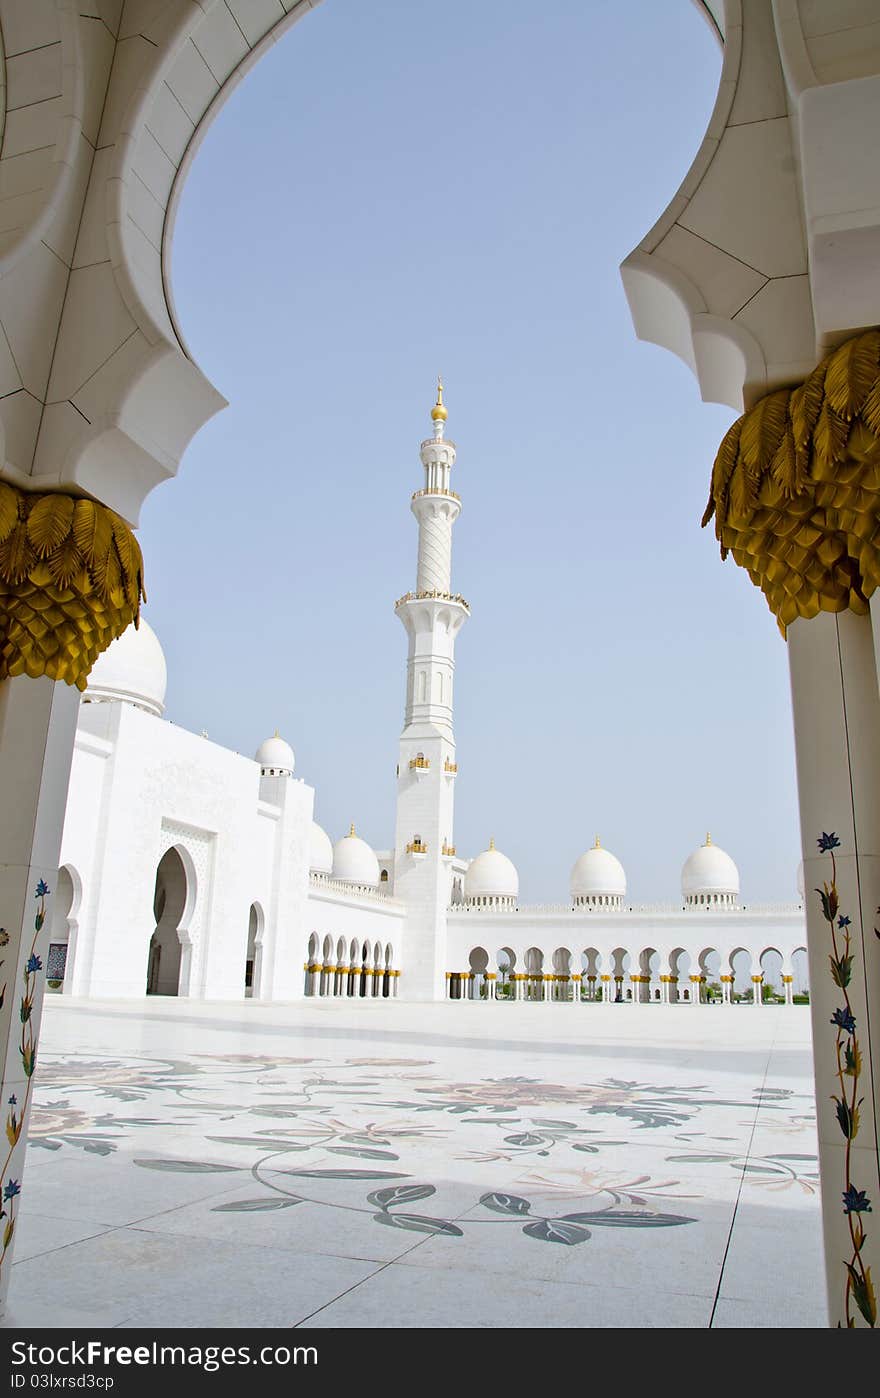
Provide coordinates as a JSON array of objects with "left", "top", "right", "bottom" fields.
[
  {"left": 0, "top": 0, "right": 323, "bottom": 523},
  {"left": 621, "top": 0, "right": 818, "bottom": 411}
]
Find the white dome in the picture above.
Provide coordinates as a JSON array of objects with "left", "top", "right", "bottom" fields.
[
  {"left": 85, "top": 616, "right": 166, "bottom": 717},
  {"left": 332, "top": 825, "right": 380, "bottom": 888},
  {"left": 309, "top": 821, "right": 333, "bottom": 875},
  {"left": 681, "top": 835, "right": 740, "bottom": 904},
  {"left": 255, "top": 732, "right": 294, "bottom": 775},
  {"left": 570, "top": 840, "right": 626, "bottom": 899},
  {"left": 464, "top": 840, "right": 519, "bottom": 903}
]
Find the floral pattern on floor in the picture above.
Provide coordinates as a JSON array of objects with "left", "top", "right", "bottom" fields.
[{"left": 27, "top": 1050, "right": 819, "bottom": 1248}]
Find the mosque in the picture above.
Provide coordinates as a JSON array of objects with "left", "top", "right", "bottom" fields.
[{"left": 50, "top": 387, "right": 806, "bottom": 1006}]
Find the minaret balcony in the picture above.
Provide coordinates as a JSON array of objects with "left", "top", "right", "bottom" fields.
[
  {"left": 395, "top": 589, "right": 471, "bottom": 614},
  {"left": 441, "top": 842, "right": 456, "bottom": 859},
  {"left": 411, "top": 487, "right": 460, "bottom": 502},
  {"left": 443, "top": 759, "right": 458, "bottom": 778},
  {"left": 409, "top": 755, "right": 430, "bottom": 778},
  {"left": 406, "top": 839, "right": 428, "bottom": 860}
]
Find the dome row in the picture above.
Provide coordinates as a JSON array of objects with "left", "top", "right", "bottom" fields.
[{"left": 462, "top": 833, "right": 741, "bottom": 907}]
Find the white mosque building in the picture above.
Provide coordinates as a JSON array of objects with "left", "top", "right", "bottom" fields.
[{"left": 49, "top": 389, "right": 806, "bottom": 1007}]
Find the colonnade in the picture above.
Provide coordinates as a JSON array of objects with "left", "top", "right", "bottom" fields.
[
  {"left": 304, "top": 936, "right": 399, "bottom": 999},
  {"left": 305, "top": 959, "right": 399, "bottom": 999},
  {"left": 447, "top": 947, "right": 806, "bottom": 1004}
]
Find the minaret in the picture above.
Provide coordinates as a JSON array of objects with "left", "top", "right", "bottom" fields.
[{"left": 393, "top": 381, "right": 469, "bottom": 1000}]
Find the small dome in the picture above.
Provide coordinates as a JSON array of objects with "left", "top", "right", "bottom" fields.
[
  {"left": 571, "top": 838, "right": 626, "bottom": 906},
  {"left": 255, "top": 732, "right": 294, "bottom": 775},
  {"left": 332, "top": 824, "right": 380, "bottom": 888},
  {"left": 309, "top": 821, "right": 333, "bottom": 875},
  {"left": 681, "top": 833, "right": 739, "bottom": 907},
  {"left": 85, "top": 616, "right": 167, "bottom": 717},
  {"left": 464, "top": 838, "right": 519, "bottom": 906}
]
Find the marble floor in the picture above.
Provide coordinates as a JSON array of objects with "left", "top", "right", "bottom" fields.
[{"left": 7, "top": 998, "right": 825, "bottom": 1329}]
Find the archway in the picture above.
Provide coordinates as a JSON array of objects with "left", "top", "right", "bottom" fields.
[
  {"left": 760, "top": 947, "right": 784, "bottom": 1004},
  {"left": 469, "top": 946, "right": 489, "bottom": 1002},
  {"left": 581, "top": 947, "right": 602, "bottom": 1001},
  {"left": 147, "top": 847, "right": 191, "bottom": 996},
  {"left": 669, "top": 947, "right": 690, "bottom": 1003},
  {"left": 360, "top": 941, "right": 372, "bottom": 999},
  {"left": 792, "top": 946, "right": 809, "bottom": 1001},
  {"left": 699, "top": 946, "right": 721, "bottom": 1003},
  {"left": 46, "top": 865, "right": 81, "bottom": 994},
  {"left": 525, "top": 946, "right": 544, "bottom": 1002},
  {"left": 245, "top": 902, "right": 265, "bottom": 998},
  {"left": 611, "top": 947, "right": 631, "bottom": 1002},
  {"left": 384, "top": 943, "right": 394, "bottom": 998},
  {"left": 495, "top": 946, "right": 515, "bottom": 1000},
  {"left": 306, "top": 933, "right": 319, "bottom": 996},
  {"left": 637, "top": 946, "right": 659, "bottom": 1004},
  {"left": 729, "top": 946, "right": 753, "bottom": 1002},
  {"left": 552, "top": 946, "right": 572, "bottom": 1002}
]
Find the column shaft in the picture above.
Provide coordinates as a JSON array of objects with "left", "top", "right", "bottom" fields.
[
  {"left": 788, "top": 610, "right": 880, "bottom": 1328},
  {"left": 0, "top": 676, "right": 80, "bottom": 1315}
]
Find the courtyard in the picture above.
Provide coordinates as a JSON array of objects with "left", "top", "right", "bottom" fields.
[{"left": 8, "top": 997, "right": 825, "bottom": 1329}]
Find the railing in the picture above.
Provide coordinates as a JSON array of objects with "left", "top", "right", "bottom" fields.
[
  {"left": 394, "top": 589, "right": 471, "bottom": 612},
  {"left": 309, "top": 872, "right": 403, "bottom": 908},
  {"left": 406, "top": 840, "right": 428, "bottom": 854},
  {"left": 447, "top": 901, "right": 805, "bottom": 916},
  {"left": 411, "top": 487, "right": 460, "bottom": 501},
  {"left": 442, "top": 843, "right": 456, "bottom": 856},
  {"left": 444, "top": 760, "right": 458, "bottom": 773},
  {"left": 409, "top": 756, "right": 430, "bottom": 770}
]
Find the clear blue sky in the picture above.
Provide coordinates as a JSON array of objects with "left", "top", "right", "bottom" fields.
[{"left": 141, "top": 0, "right": 801, "bottom": 905}]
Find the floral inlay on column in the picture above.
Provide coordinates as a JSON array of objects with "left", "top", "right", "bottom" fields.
[
  {"left": 0, "top": 879, "right": 50, "bottom": 1275},
  {"left": 816, "top": 832, "right": 875, "bottom": 1328}
]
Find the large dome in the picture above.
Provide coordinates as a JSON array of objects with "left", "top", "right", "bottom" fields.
[
  {"left": 84, "top": 617, "right": 167, "bottom": 717},
  {"left": 681, "top": 834, "right": 739, "bottom": 907},
  {"left": 332, "top": 825, "right": 380, "bottom": 888},
  {"left": 571, "top": 838, "right": 626, "bottom": 908},
  {"left": 255, "top": 732, "right": 294, "bottom": 776},
  {"left": 309, "top": 821, "right": 333, "bottom": 875},
  {"left": 464, "top": 839, "right": 519, "bottom": 908}
]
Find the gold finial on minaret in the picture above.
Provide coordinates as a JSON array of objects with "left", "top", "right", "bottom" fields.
[
  {"left": 594, "top": 835, "right": 601, "bottom": 849},
  {"left": 431, "top": 376, "right": 448, "bottom": 422},
  {"left": 489, "top": 836, "right": 495, "bottom": 851},
  {"left": 348, "top": 822, "right": 356, "bottom": 838},
  {"left": 705, "top": 831, "right": 712, "bottom": 846}
]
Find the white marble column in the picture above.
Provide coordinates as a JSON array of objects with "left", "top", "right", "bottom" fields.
[
  {"left": 782, "top": 974, "right": 794, "bottom": 1006},
  {"left": 720, "top": 975, "right": 733, "bottom": 1005},
  {"left": 788, "top": 609, "right": 880, "bottom": 1329},
  {"left": 0, "top": 675, "right": 80, "bottom": 1316},
  {"left": 751, "top": 974, "right": 763, "bottom": 1008}
]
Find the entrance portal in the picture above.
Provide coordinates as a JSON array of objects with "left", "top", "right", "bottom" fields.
[{"left": 147, "top": 848, "right": 189, "bottom": 996}]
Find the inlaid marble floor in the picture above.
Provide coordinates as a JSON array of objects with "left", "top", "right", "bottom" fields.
[{"left": 7, "top": 998, "right": 825, "bottom": 1328}]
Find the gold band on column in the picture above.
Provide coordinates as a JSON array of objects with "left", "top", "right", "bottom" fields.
[{"left": 0, "top": 484, "right": 145, "bottom": 687}]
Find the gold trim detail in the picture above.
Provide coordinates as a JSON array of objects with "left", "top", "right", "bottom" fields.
[
  {"left": 0, "top": 484, "right": 145, "bottom": 688},
  {"left": 702, "top": 330, "right": 880, "bottom": 633}
]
